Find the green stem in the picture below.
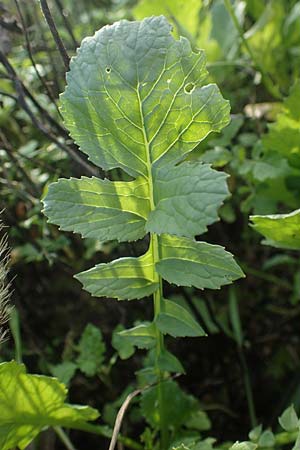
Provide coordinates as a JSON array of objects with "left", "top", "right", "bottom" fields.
[
  {"left": 54, "top": 427, "right": 77, "bottom": 450},
  {"left": 151, "top": 234, "right": 168, "bottom": 450},
  {"left": 238, "top": 349, "right": 257, "bottom": 428},
  {"left": 223, "top": 0, "right": 281, "bottom": 99},
  {"left": 137, "top": 79, "right": 168, "bottom": 449}
]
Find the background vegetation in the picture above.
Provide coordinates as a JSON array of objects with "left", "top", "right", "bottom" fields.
[{"left": 1, "top": 0, "right": 300, "bottom": 448}]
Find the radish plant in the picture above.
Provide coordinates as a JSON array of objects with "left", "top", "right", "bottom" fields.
[{"left": 43, "top": 15, "right": 244, "bottom": 448}]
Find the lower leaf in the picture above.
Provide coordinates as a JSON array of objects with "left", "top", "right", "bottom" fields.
[{"left": 0, "top": 361, "right": 99, "bottom": 450}]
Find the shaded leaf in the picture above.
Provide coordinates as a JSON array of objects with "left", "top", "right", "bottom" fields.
[
  {"left": 155, "top": 298, "right": 206, "bottom": 337},
  {"left": 76, "top": 324, "right": 106, "bottom": 376},
  {"left": 118, "top": 322, "right": 156, "bottom": 349},
  {"left": 141, "top": 379, "right": 197, "bottom": 428},
  {"left": 157, "top": 348, "right": 185, "bottom": 373},
  {"left": 50, "top": 361, "right": 77, "bottom": 385},
  {"left": 147, "top": 162, "right": 229, "bottom": 238},
  {"left": 258, "top": 430, "right": 275, "bottom": 448},
  {"left": 112, "top": 324, "right": 135, "bottom": 360}
]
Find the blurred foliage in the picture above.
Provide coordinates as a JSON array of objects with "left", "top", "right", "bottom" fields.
[{"left": 1, "top": 0, "right": 300, "bottom": 448}]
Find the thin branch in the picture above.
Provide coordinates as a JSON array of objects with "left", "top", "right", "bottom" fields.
[
  {"left": 109, "top": 389, "right": 141, "bottom": 450},
  {"left": 54, "top": 427, "right": 77, "bottom": 450},
  {"left": 0, "top": 51, "right": 98, "bottom": 176},
  {"left": 39, "top": 0, "right": 70, "bottom": 72},
  {"left": 14, "top": 0, "right": 61, "bottom": 116},
  {"left": 0, "top": 51, "right": 66, "bottom": 137},
  {"left": 0, "top": 130, "right": 40, "bottom": 197},
  {"left": 53, "top": 0, "right": 78, "bottom": 48}
]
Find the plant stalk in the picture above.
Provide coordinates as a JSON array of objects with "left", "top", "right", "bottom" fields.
[
  {"left": 54, "top": 427, "right": 77, "bottom": 450},
  {"left": 151, "top": 234, "right": 168, "bottom": 450}
]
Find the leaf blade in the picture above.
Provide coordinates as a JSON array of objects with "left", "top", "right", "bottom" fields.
[
  {"left": 75, "top": 251, "right": 158, "bottom": 300},
  {"left": 156, "top": 298, "right": 206, "bottom": 337},
  {"left": 43, "top": 176, "right": 150, "bottom": 242},
  {"left": 147, "top": 161, "right": 229, "bottom": 237},
  {"left": 0, "top": 361, "right": 99, "bottom": 450},
  {"left": 157, "top": 235, "right": 245, "bottom": 290}
]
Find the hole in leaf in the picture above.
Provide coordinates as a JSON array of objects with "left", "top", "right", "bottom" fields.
[
  {"left": 184, "top": 82, "right": 195, "bottom": 94},
  {"left": 105, "top": 67, "right": 111, "bottom": 74}
]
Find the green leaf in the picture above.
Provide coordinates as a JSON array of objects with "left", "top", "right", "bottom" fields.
[
  {"left": 258, "top": 430, "right": 275, "bottom": 448},
  {"left": 118, "top": 322, "right": 156, "bottom": 349},
  {"left": 263, "top": 82, "right": 300, "bottom": 168},
  {"left": 173, "top": 445, "right": 192, "bottom": 450},
  {"left": 279, "top": 405, "right": 299, "bottom": 432},
  {"left": 61, "top": 16, "right": 230, "bottom": 178},
  {"left": 147, "top": 162, "right": 229, "bottom": 238},
  {"left": 75, "top": 252, "right": 159, "bottom": 300},
  {"left": 133, "top": 0, "right": 202, "bottom": 39},
  {"left": 0, "top": 361, "right": 99, "bottom": 450},
  {"left": 230, "top": 442, "right": 257, "bottom": 450},
  {"left": 157, "top": 235, "right": 245, "bottom": 289},
  {"left": 185, "top": 410, "right": 211, "bottom": 431},
  {"left": 112, "top": 324, "right": 135, "bottom": 360},
  {"left": 157, "top": 348, "right": 185, "bottom": 373},
  {"left": 249, "top": 424, "right": 262, "bottom": 442},
  {"left": 155, "top": 298, "right": 206, "bottom": 337},
  {"left": 250, "top": 209, "right": 300, "bottom": 250},
  {"left": 43, "top": 177, "right": 150, "bottom": 242},
  {"left": 141, "top": 379, "right": 197, "bottom": 428},
  {"left": 50, "top": 361, "right": 77, "bottom": 385},
  {"left": 76, "top": 324, "right": 106, "bottom": 376}
]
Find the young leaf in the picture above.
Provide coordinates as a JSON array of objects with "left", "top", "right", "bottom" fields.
[
  {"left": 141, "top": 379, "right": 197, "bottom": 428},
  {"left": 249, "top": 424, "right": 262, "bottom": 442},
  {"left": 43, "top": 177, "right": 150, "bottom": 242},
  {"left": 147, "top": 162, "right": 229, "bottom": 238},
  {"left": 50, "top": 361, "right": 77, "bottom": 385},
  {"left": 230, "top": 442, "right": 257, "bottom": 450},
  {"left": 258, "top": 430, "right": 275, "bottom": 448},
  {"left": 250, "top": 209, "right": 300, "bottom": 250},
  {"left": 118, "top": 322, "right": 157, "bottom": 349},
  {"left": 157, "top": 235, "right": 245, "bottom": 290},
  {"left": 279, "top": 405, "right": 299, "bottom": 432},
  {"left": 76, "top": 323, "right": 106, "bottom": 376},
  {"left": 0, "top": 361, "right": 99, "bottom": 450},
  {"left": 155, "top": 298, "right": 206, "bottom": 337},
  {"left": 112, "top": 324, "right": 135, "bottom": 359},
  {"left": 263, "top": 82, "right": 300, "bottom": 169},
  {"left": 157, "top": 348, "right": 185, "bottom": 373},
  {"left": 76, "top": 252, "right": 159, "bottom": 300}
]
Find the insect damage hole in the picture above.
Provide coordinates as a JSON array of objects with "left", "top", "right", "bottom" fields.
[
  {"left": 105, "top": 67, "right": 111, "bottom": 74},
  {"left": 184, "top": 82, "right": 195, "bottom": 94}
]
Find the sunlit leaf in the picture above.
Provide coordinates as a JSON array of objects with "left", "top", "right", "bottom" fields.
[
  {"left": 0, "top": 361, "right": 99, "bottom": 450},
  {"left": 250, "top": 209, "right": 300, "bottom": 250}
]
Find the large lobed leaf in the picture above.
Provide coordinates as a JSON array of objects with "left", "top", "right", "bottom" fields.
[
  {"left": 0, "top": 361, "right": 99, "bottom": 450},
  {"left": 43, "top": 16, "right": 242, "bottom": 304}
]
